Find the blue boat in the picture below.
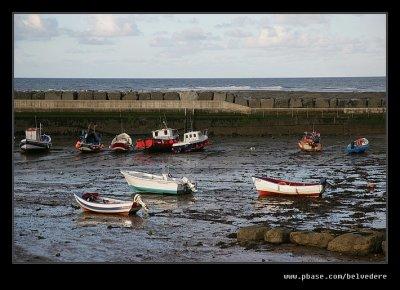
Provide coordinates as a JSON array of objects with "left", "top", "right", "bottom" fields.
[{"left": 346, "top": 138, "right": 369, "bottom": 154}]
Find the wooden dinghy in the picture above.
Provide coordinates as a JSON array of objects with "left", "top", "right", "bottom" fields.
[
  {"left": 252, "top": 176, "right": 329, "bottom": 198},
  {"left": 73, "top": 192, "right": 148, "bottom": 215},
  {"left": 120, "top": 170, "right": 197, "bottom": 195}
]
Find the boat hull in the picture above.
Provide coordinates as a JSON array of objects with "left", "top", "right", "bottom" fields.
[
  {"left": 110, "top": 142, "right": 131, "bottom": 152},
  {"left": 75, "top": 141, "right": 104, "bottom": 153},
  {"left": 20, "top": 139, "right": 51, "bottom": 153},
  {"left": 346, "top": 143, "right": 369, "bottom": 154},
  {"left": 172, "top": 139, "right": 209, "bottom": 153},
  {"left": 252, "top": 177, "right": 325, "bottom": 198},
  {"left": 298, "top": 140, "right": 322, "bottom": 152},
  {"left": 135, "top": 138, "right": 178, "bottom": 152}
]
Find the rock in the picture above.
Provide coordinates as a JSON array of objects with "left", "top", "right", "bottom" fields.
[
  {"left": 150, "top": 91, "right": 164, "bottom": 100},
  {"left": 55, "top": 253, "right": 60, "bottom": 257},
  {"left": 260, "top": 98, "right": 274, "bottom": 108},
  {"left": 14, "top": 91, "right": 32, "bottom": 99},
  {"left": 237, "top": 225, "right": 269, "bottom": 245},
  {"left": 302, "top": 98, "right": 315, "bottom": 108},
  {"left": 368, "top": 98, "right": 382, "bottom": 108},
  {"left": 234, "top": 96, "right": 248, "bottom": 106},
  {"left": 226, "top": 93, "right": 235, "bottom": 103},
  {"left": 289, "top": 97, "right": 302, "bottom": 108},
  {"left": 226, "top": 232, "right": 237, "bottom": 239},
  {"left": 93, "top": 91, "right": 107, "bottom": 100},
  {"left": 122, "top": 91, "right": 138, "bottom": 100},
  {"left": 265, "top": 228, "right": 291, "bottom": 244},
  {"left": 248, "top": 99, "right": 261, "bottom": 108},
  {"left": 314, "top": 98, "right": 330, "bottom": 108},
  {"left": 290, "top": 231, "right": 335, "bottom": 248},
  {"left": 37, "top": 235, "right": 45, "bottom": 240},
  {"left": 329, "top": 98, "right": 338, "bottom": 108},
  {"left": 61, "top": 91, "right": 76, "bottom": 100},
  {"left": 107, "top": 91, "right": 121, "bottom": 100},
  {"left": 194, "top": 242, "right": 203, "bottom": 246},
  {"left": 274, "top": 97, "right": 290, "bottom": 108},
  {"left": 213, "top": 92, "right": 226, "bottom": 101},
  {"left": 138, "top": 92, "right": 151, "bottom": 100},
  {"left": 77, "top": 91, "right": 93, "bottom": 100},
  {"left": 163, "top": 92, "right": 180, "bottom": 100},
  {"left": 32, "top": 91, "right": 45, "bottom": 100},
  {"left": 179, "top": 91, "right": 198, "bottom": 101},
  {"left": 327, "top": 230, "right": 385, "bottom": 256},
  {"left": 197, "top": 91, "right": 213, "bottom": 100}
]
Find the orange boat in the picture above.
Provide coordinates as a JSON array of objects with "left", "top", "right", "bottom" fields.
[{"left": 298, "top": 131, "right": 322, "bottom": 152}]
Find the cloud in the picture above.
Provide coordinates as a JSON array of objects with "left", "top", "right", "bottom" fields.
[
  {"left": 225, "top": 29, "right": 253, "bottom": 38},
  {"left": 260, "top": 14, "right": 331, "bottom": 27},
  {"left": 215, "top": 16, "right": 257, "bottom": 28},
  {"left": 14, "top": 14, "right": 60, "bottom": 41}
]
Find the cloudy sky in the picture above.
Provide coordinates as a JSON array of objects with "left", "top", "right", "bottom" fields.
[{"left": 14, "top": 14, "right": 386, "bottom": 78}]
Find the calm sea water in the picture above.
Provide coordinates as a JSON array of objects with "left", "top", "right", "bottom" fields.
[{"left": 14, "top": 77, "right": 386, "bottom": 92}]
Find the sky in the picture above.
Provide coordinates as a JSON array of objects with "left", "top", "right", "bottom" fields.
[{"left": 13, "top": 14, "right": 386, "bottom": 78}]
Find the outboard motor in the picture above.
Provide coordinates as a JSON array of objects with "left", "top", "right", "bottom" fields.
[
  {"left": 319, "top": 178, "right": 332, "bottom": 197},
  {"left": 182, "top": 177, "right": 197, "bottom": 193},
  {"left": 133, "top": 194, "right": 149, "bottom": 212}
]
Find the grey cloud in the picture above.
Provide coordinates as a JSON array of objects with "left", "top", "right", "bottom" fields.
[{"left": 14, "top": 14, "right": 60, "bottom": 41}]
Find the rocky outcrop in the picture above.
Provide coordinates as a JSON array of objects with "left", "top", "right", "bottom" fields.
[
  {"left": 77, "top": 91, "right": 93, "bottom": 100},
  {"left": 179, "top": 91, "right": 198, "bottom": 101},
  {"left": 237, "top": 225, "right": 269, "bottom": 245},
  {"left": 260, "top": 98, "right": 274, "bottom": 108},
  {"left": 163, "top": 92, "right": 180, "bottom": 100},
  {"left": 197, "top": 91, "right": 213, "bottom": 100},
  {"left": 107, "top": 91, "right": 122, "bottom": 100},
  {"left": 93, "top": 91, "right": 107, "bottom": 100},
  {"left": 290, "top": 231, "right": 336, "bottom": 248},
  {"left": 138, "top": 92, "right": 151, "bottom": 100},
  {"left": 327, "top": 230, "right": 385, "bottom": 256},
  {"left": 264, "top": 228, "right": 291, "bottom": 244},
  {"left": 213, "top": 92, "right": 226, "bottom": 101},
  {"left": 122, "top": 91, "right": 138, "bottom": 100}
]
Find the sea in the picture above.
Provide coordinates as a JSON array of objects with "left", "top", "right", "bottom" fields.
[{"left": 13, "top": 77, "right": 386, "bottom": 92}]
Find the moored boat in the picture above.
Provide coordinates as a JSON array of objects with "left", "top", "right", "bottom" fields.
[
  {"left": 20, "top": 123, "right": 52, "bottom": 153},
  {"left": 252, "top": 176, "right": 328, "bottom": 197},
  {"left": 73, "top": 192, "right": 148, "bottom": 215},
  {"left": 172, "top": 130, "right": 209, "bottom": 153},
  {"left": 120, "top": 170, "right": 197, "bottom": 195},
  {"left": 135, "top": 122, "right": 179, "bottom": 152},
  {"left": 75, "top": 124, "right": 104, "bottom": 153},
  {"left": 110, "top": 133, "right": 133, "bottom": 152},
  {"left": 346, "top": 137, "right": 369, "bottom": 154},
  {"left": 298, "top": 131, "right": 322, "bottom": 152}
]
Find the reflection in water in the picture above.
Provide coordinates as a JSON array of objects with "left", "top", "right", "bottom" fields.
[{"left": 76, "top": 212, "right": 146, "bottom": 229}]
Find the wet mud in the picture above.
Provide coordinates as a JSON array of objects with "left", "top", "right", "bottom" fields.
[{"left": 13, "top": 135, "right": 386, "bottom": 262}]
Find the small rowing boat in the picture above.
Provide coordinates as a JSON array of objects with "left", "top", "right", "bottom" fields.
[
  {"left": 298, "top": 131, "right": 322, "bottom": 152},
  {"left": 73, "top": 192, "right": 148, "bottom": 215},
  {"left": 120, "top": 170, "right": 197, "bottom": 195},
  {"left": 346, "top": 137, "right": 369, "bottom": 154},
  {"left": 252, "top": 176, "right": 328, "bottom": 197},
  {"left": 110, "top": 133, "right": 133, "bottom": 152}
]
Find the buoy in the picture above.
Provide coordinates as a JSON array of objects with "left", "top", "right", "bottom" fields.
[{"left": 250, "top": 147, "right": 255, "bottom": 151}]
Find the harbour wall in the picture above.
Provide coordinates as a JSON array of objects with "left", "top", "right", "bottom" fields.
[{"left": 13, "top": 90, "right": 386, "bottom": 136}]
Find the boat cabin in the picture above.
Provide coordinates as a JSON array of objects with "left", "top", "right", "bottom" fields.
[
  {"left": 25, "top": 128, "right": 40, "bottom": 141},
  {"left": 182, "top": 131, "right": 205, "bottom": 143},
  {"left": 152, "top": 128, "right": 179, "bottom": 140}
]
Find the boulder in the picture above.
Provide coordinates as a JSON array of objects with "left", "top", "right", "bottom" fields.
[
  {"left": 122, "top": 91, "right": 138, "bottom": 100},
  {"left": 226, "top": 93, "right": 235, "bottom": 103},
  {"left": 248, "top": 98, "right": 261, "bottom": 108},
  {"left": 31, "top": 91, "right": 45, "bottom": 100},
  {"left": 77, "top": 91, "right": 93, "bottom": 100},
  {"left": 107, "top": 91, "right": 121, "bottom": 100},
  {"left": 265, "top": 228, "right": 291, "bottom": 244},
  {"left": 150, "top": 91, "right": 164, "bottom": 100},
  {"left": 14, "top": 91, "right": 32, "bottom": 100},
  {"left": 290, "top": 231, "right": 336, "bottom": 248},
  {"left": 93, "top": 91, "right": 107, "bottom": 100},
  {"left": 213, "top": 92, "right": 226, "bottom": 101},
  {"left": 163, "top": 92, "right": 180, "bottom": 100},
  {"left": 314, "top": 98, "right": 330, "bottom": 108},
  {"left": 234, "top": 95, "right": 248, "bottom": 106},
  {"left": 329, "top": 98, "right": 338, "bottom": 108},
  {"left": 367, "top": 98, "right": 382, "bottom": 107},
  {"left": 302, "top": 98, "right": 315, "bottom": 108},
  {"left": 61, "top": 91, "right": 76, "bottom": 100},
  {"left": 289, "top": 97, "right": 303, "bottom": 108},
  {"left": 138, "top": 92, "right": 151, "bottom": 100},
  {"left": 327, "top": 230, "right": 385, "bottom": 256},
  {"left": 237, "top": 225, "right": 269, "bottom": 245},
  {"left": 275, "top": 98, "right": 290, "bottom": 108},
  {"left": 197, "top": 91, "right": 214, "bottom": 100},
  {"left": 179, "top": 91, "right": 198, "bottom": 101},
  {"left": 260, "top": 98, "right": 275, "bottom": 108}
]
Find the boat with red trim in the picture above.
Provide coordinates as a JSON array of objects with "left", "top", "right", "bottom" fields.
[
  {"left": 298, "top": 131, "right": 322, "bottom": 152},
  {"left": 251, "top": 176, "right": 329, "bottom": 197},
  {"left": 135, "top": 122, "right": 179, "bottom": 152},
  {"left": 172, "top": 130, "right": 209, "bottom": 153},
  {"left": 110, "top": 133, "right": 133, "bottom": 152}
]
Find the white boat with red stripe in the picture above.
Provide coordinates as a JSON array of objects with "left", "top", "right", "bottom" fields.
[{"left": 251, "top": 176, "right": 329, "bottom": 198}]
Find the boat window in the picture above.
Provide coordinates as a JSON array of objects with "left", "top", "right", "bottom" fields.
[
  {"left": 193, "top": 134, "right": 196, "bottom": 137},
  {"left": 189, "top": 134, "right": 192, "bottom": 138},
  {"left": 164, "top": 130, "right": 168, "bottom": 135},
  {"left": 154, "top": 131, "right": 158, "bottom": 137}
]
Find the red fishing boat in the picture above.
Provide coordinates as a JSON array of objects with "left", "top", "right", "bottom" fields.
[
  {"left": 298, "top": 131, "right": 322, "bottom": 152},
  {"left": 135, "top": 122, "right": 179, "bottom": 152}
]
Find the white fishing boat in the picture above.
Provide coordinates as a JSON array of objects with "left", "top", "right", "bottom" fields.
[
  {"left": 73, "top": 192, "right": 148, "bottom": 215},
  {"left": 109, "top": 133, "right": 133, "bottom": 152},
  {"left": 120, "top": 170, "right": 197, "bottom": 195},
  {"left": 172, "top": 130, "right": 209, "bottom": 153},
  {"left": 252, "top": 176, "right": 329, "bottom": 198},
  {"left": 20, "top": 123, "right": 52, "bottom": 153}
]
